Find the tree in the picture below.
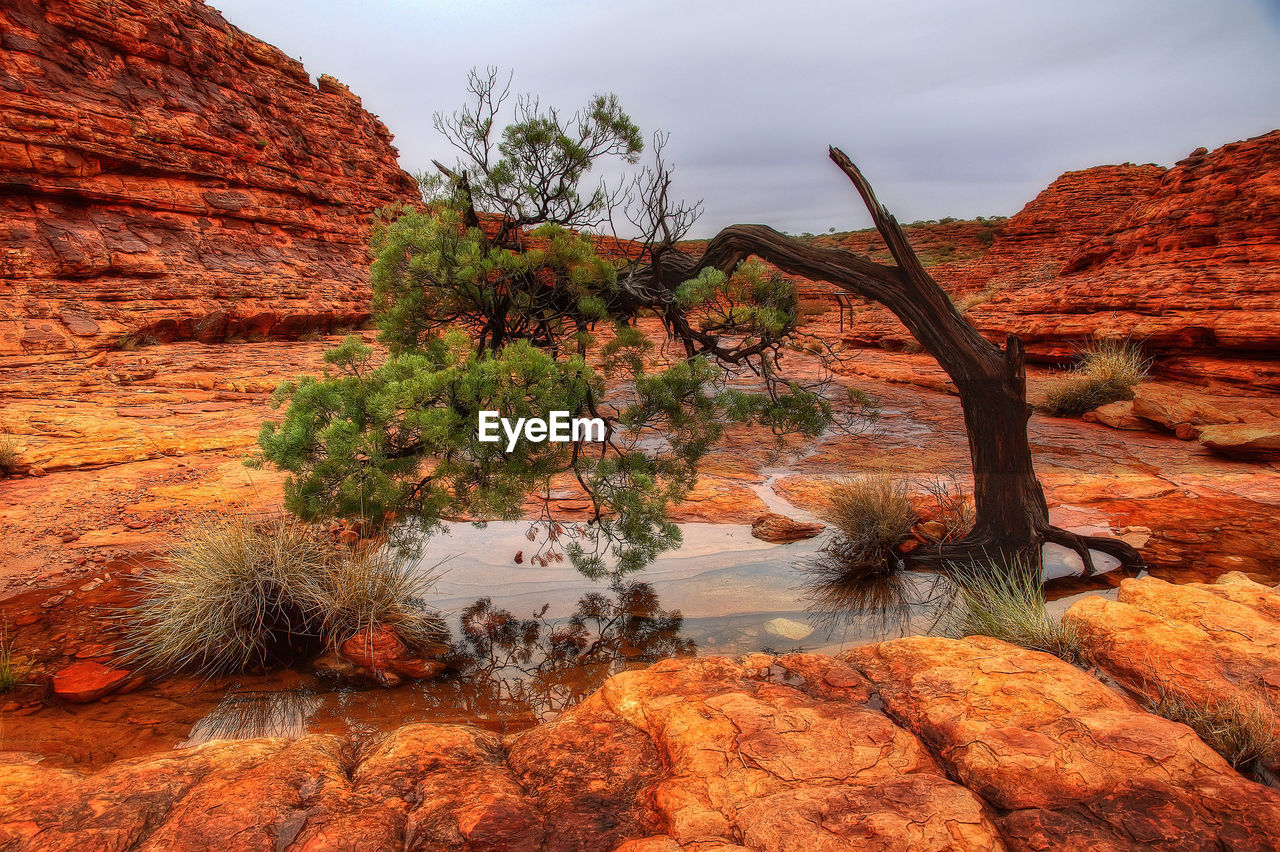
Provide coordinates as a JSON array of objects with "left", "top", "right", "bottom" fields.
[
  {"left": 259, "top": 70, "right": 837, "bottom": 578},
  {"left": 260, "top": 69, "right": 1141, "bottom": 585}
]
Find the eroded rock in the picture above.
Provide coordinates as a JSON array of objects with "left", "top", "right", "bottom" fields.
[{"left": 750, "top": 513, "right": 824, "bottom": 543}]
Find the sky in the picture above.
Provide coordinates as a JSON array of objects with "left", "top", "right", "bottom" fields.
[{"left": 208, "top": 0, "right": 1280, "bottom": 237}]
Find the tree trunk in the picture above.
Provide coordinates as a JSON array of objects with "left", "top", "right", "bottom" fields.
[{"left": 675, "top": 147, "right": 1142, "bottom": 576}]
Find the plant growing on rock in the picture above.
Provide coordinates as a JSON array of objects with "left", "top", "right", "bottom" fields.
[
  {"left": 1042, "top": 338, "right": 1149, "bottom": 417},
  {"left": 1145, "top": 685, "right": 1279, "bottom": 778},
  {"left": 0, "top": 435, "right": 19, "bottom": 475},
  {"left": 122, "top": 513, "right": 445, "bottom": 675},
  {"left": 937, "top": 555, "right": 1087, "bottom": 666},
  {"left": 0, "top": 627, "right": 29, "bottom": 692}
]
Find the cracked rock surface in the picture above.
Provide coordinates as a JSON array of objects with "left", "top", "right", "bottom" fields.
[{"left": 5, "top": 636, "right": 1280, "bottom": 851}]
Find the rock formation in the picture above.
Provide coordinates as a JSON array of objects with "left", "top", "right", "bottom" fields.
[
  {"left": 0, "top": 0, "right": 420, "bottom": 357},
  {"left": 822, "top": 131, "right": 1280, "bottom": 389},
  {"left": 968, "top": 132, "right": 1280, "bottom": 370},
  {"left": 7, "top": 624, "right": 1280, "bottom": 849}
]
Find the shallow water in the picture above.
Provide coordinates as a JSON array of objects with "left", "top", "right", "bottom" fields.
[{"left": 1, "top": 510, "right": 1127, "bottom": 769}]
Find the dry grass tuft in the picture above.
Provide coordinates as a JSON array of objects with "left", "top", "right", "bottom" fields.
[
  {"left": 0, "top": 627, "right": 27, "bottom": 692},
  {"left": 938, "top": 555, "right": 1087, "bottom": 666},
  {"left": 0, "top": 436, "right": 19, "bottom": 474},
  {"left": 122, "top": 513, "right": 445, "bottom": 676},
  {"left": 1042, "top": 338, "right": 1149, "bottom": 417},
  {"left": 1146, "top": 686, "right": 1279, "bottom": 777},
  {"left": 804, "top": 473, "right": 920, "bottom": 631}
]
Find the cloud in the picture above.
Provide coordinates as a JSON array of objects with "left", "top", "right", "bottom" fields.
[{"left": 210, "top": 0, "right": 1280, "bottom": 235}]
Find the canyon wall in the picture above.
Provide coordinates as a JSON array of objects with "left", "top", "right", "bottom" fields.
[
  {"left": 967, "top": 131, "right": 1280, "bottom": 363},
  {"left": 826, "top": 131, "right": 1280, "bottom": 387},
  {"left": 0, "top": 0, "right": 420, "bottom": 357}
]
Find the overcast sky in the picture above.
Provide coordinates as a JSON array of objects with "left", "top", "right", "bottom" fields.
[{"left": 209, "top": 0, "right": 1280, "bottom": 236}]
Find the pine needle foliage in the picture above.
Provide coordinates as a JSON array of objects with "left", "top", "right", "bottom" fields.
[{"left": 259, "top": 71, "right": 837, "bottom": 578}]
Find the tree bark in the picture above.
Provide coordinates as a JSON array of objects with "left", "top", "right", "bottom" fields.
[{"left": 673, "top": 147, "right": 1142, "bottom": 576}]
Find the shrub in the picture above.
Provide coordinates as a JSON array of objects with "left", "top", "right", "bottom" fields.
[
  {"left": 0, "top": 436, "right": 19, "bottom": 474},
  {"left": 1146, "top": 686, "right": 1278, "bottom": 777},
  {"left": 803, "top": 473, "right": 920, "bottom": 630},
  {"left": 115, "top": 333, "right": 159, "bottom": 351},
  {"left": 1042, "top": 339, "right": 1149, "bottom": 417},
  {"left": 0, "top": 628, "right": 27, "bottom": 692},
  {"left": 122, "top": 514, "right": 445, "bottom": 675},
  {"left": 918, "top": 477, "right": 975, "bottom": 541},
  {"left": 938, "top": 555, "right": 1087, "bottom": 666}
]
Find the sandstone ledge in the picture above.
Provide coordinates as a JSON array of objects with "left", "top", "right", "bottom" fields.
[{"left": 5, "top": 612, "right": 1280, "bottom": 850}]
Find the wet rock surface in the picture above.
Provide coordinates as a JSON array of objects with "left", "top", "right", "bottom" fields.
[
  {"left": 749, "top": 513, "right": 824, "bottom": 543},
  {"left": 5, "top": 642, "right": 1280, "bottom": 850}
]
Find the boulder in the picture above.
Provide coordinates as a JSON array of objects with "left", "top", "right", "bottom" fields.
[
  {"left": 1065, "top": 575, "right": 1280, "bottom": 773},
  {"left": 845, "top": 635, "right": 1280, "bottom": 848},
  {"left": 1130, "top": 385, "right": 1236, "bottom": 437},
  {"left": 51, "top": 662, "right": 133, "bottom": 703},
  {"left": 1198, "top": 422, "right": 1280, "bottom": 460},
  {"left": 761, "top": 617, "right": 814, "bottom": 643},
  {"left": 1083, "top": 399, "right": 1151, "bottom": 431},
  {"left": 750, "top": 512, "right": 824, "bottom": 543}
]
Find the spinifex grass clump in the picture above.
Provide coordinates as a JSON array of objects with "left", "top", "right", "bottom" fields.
[
  {"left": 803, "top": 473, "right": 920, "bottom": 630},
  {"left": 0, "top": 627, "right": 27, "bottom": 692},
  {"left": 938, "top": 556, "right": 1086, "bottom": 666},
  {"left": 1042, "top": 338, "right": 1150, "bottom": 417},
  {"left": 1146, "top": 686, "right": 1279, "bottom": 778},
  {"left": 0, "top": 435, "right": 19, "bottom": 475},
  {"left": 123, "top": 514, "right": 445, "bottom": 676}
]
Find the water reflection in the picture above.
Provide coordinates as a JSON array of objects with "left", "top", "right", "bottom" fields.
[
  {"left": 182, "top": 580, "right": 695, "bottom": 746},
  {"left": 180, "top": 689, "right": 321, "bottom": 747},
  {"left": 441, "top": 579, "right": 696, "bottom": 720}
]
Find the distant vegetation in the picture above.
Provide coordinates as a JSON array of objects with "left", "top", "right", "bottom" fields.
[{"left": 1042, "top": 339, "right": 1149, "bottom": 417}]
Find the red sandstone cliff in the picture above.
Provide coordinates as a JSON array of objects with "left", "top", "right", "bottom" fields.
[
  {"left": 0, "top": 0, "right": 420, "bottom": 356},
  {"left": 967, "top": 131, "right": 1280, "bottom": 365}
]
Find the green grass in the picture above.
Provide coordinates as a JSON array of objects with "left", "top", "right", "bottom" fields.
[
  {"left": 939, "top": 555, "right": 1087, "bottom": 666},
  {"left": 122, "top": 513, "right": 446, "bottom": 675},
  {"left": 1042, "top": 339, "right": 1149, "bottom": 417}
]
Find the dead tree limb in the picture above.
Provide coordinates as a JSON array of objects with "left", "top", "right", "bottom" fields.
[{"left": 670, "top": 147, "right": 1143, "bottom": 576}]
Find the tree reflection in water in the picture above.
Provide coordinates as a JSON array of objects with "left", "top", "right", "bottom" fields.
[{"left": 438, "top": 579, "right": 696, "bottom": 721}]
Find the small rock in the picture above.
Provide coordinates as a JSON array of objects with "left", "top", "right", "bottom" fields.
[
  {"left": 1131, "top": 385, "right": 1235, "bottom": 434},
  {"left": 750, "top": 513, "right": 824, "bottom": 543},
  {"left": 761, "top": 617, "right": 814, "bottom": 642},
  {"left": 1083, "top": 400, "right": 1151, "bottom": 431},
  {"left": 1198, "top": 422, "right": 1280, "bottom": 460},
  {"left": 339, "top": 626, "right": 406, "bottom": 671},
  {"left": 52, "top": 661, "right": 133, "bottom": 703},
  {"left": 917, "top": 520, "right": 948, "bottom": 541}
]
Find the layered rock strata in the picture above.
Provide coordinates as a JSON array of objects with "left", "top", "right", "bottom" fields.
[{"left": 0, "top": 0, "right": 420, "bottom": 356}]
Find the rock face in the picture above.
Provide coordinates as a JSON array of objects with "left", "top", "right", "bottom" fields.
[
  {"left": 965, "top": 133, "right": 1280, "bottom": 382},
  {"left": 0, "top": 0, "right": 420, "bottom": 356},
  {"left": 6, "top": 644, "right": 1280, "bottom": 850},
  {"left": 823, "top": 131, "right": 1280, "bottom": 389},
  {"left": 1067, "top": 573, "right": 1280, "bottom": 774}
]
